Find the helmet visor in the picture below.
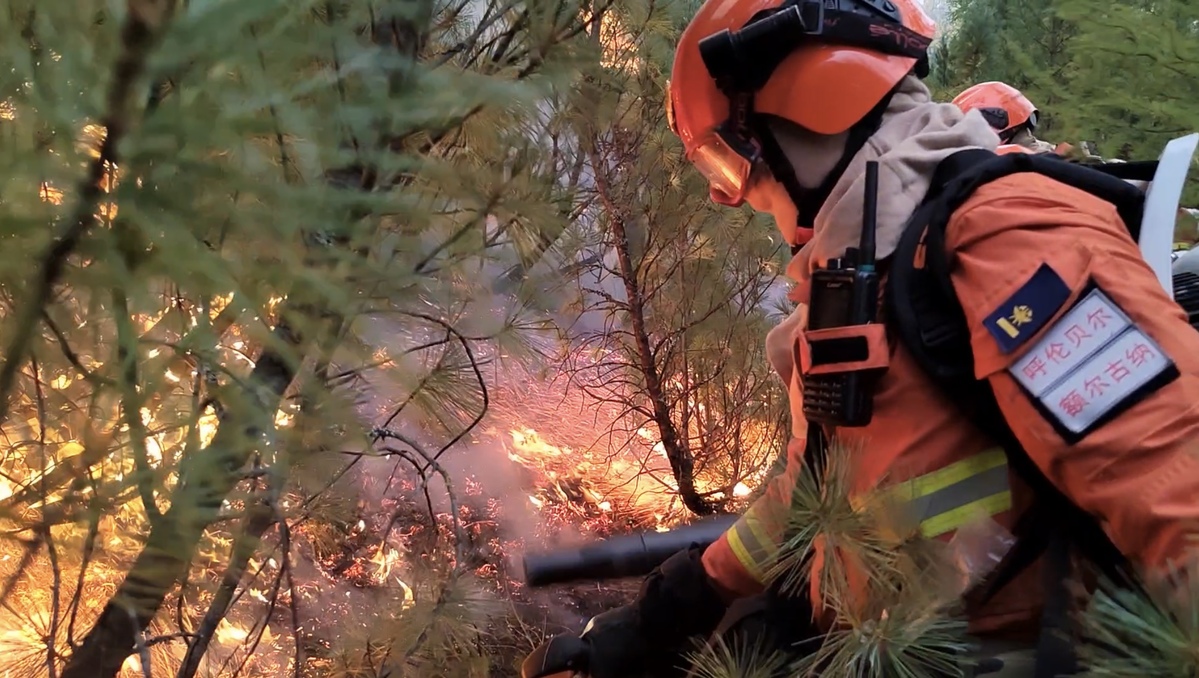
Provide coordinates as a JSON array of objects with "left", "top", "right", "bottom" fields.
[
  {"left": 688, "top": 128, "right": 760, "bottom": 207},
  {"left": 690, "top": 136, "right": 751, "bottom": 205},
  {"left": 665, "top": 80, "right": 678, "bottom": 135}
]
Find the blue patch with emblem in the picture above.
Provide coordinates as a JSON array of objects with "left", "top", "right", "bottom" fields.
[{"left": 984, "top": 263, "right": 1071, "bottom": 353}]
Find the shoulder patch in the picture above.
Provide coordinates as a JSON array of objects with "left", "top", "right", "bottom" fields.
[
  {"left": 1007, "top": 287, "right": 1177, "bottom": 441},
  {"left": 984, "top": 263, "right": 1071, "bottom": 353}
]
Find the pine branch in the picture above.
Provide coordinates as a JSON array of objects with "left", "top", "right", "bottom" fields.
[
  {"left": 175, "top": 491, "right": 278, "bottom": 678},
  {"left": 0, "top": 0, "right": 170, "bottom": 427},
  {"left": 1075, "top": 558, "right": 1199, "bottom": 677},
  {"left": 758, "top": 437, "right": 977, "bottom": 676},
  {"left": 763, "top": 439, "right": 907, "bottom": 600},
  {"left": 114, "top": 288, "right": 162, "bottom": 525},
  {"left": 60, "top": 0, "right": 437, "bottom": 673},
  {"left": 60, "top": 311, "right": 322, "bottom": 678},
  {"left": 797, "top": 607, "right": 971, "bottom": 678},
  {"left": 685, "top": 635, "right": 793, "bottom": 678}
]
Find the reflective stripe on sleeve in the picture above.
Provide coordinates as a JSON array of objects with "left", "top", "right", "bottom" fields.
[
  {"left": 724, "top": 510, "right": 777, "bottom": 583},
  {"left": 874, "top": 448, "right": 1013, "bottom": 538},
  {"left": 726, "top": 449, "right": 1014, "bottom": 584}
]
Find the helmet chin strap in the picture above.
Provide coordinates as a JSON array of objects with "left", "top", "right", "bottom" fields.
[{"left": 753, "top": 89, "right": 898, "bottom": 256}]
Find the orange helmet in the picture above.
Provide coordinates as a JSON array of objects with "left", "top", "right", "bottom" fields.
[
  {"left": 952, "top": 82, "right": 1039, "bottom": 143},
  {"left": 667, "top": 0, "right": 936, "bottom": 211}
]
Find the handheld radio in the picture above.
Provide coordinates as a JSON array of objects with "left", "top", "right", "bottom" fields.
[{"left": 801, "top": 161, "right": 887, "bottom": 427}]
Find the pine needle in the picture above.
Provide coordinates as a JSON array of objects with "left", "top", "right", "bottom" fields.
[
  {"left": 685, "top": 635, "right": 793, "bottom": 678},
  {"left": 797, "top": 606, "right": 972, "bottom": 678},
  {"left": 755, "top": 436, "right": 982, "bottom": 677},
  {"left": 798, "top": 515, "right": 973, "bottom": 678},
  {"left": 762, "top": 438, "right": 916, "bottom": 605},
  {"left": 1076, "top": 557, "right": 1199, "bottom": 677}
]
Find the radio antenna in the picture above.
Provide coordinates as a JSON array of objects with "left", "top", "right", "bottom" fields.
[{"left": 859, "top": 160, "right": 879, "bottom": 271}]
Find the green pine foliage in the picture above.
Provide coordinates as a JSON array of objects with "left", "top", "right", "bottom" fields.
[
  {"left": 686, "top": 636, "right": 793, "bottom": 678},
  {"left": 555, "top": 0, "right": 791, "bottom": 518},
  {"left": 680, "top": 439, "right": 978, "bottom": 678},
  {"left": 1075, "top": 559, "right": 1199, "bottom": 677},
  {"left": 0, "top": 0, "right": 599, "bottom": 675},
  {"left": 930, "top": 0, "right": 1199, "bottom": 205}
]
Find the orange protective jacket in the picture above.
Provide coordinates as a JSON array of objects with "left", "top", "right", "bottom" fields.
[{"left": 702, "top": 172, "right": 1199, "bottom": 638}]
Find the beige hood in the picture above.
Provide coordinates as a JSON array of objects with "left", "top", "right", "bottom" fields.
[
  {"left": 763, "top": 76, "right": 998, "bottom": 387},
  {"left": 783, "top": 76, "right": 1000, "bottom": 297}
]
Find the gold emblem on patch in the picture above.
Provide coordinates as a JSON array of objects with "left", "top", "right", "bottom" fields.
[
  {"left": 996, "top": 305, "right": 1033, "bottom": 339},
  {"left": 1010, "top": 305, "right": 1033, "bottom": 326}
]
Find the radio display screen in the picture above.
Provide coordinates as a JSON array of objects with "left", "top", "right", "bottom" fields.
[{"left": 808, "top": 280, "right": 853, "bottom": 330}]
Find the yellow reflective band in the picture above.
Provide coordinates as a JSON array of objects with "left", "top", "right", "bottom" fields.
[
  {"left": 726, "top": 449, "right": 1012, "bottom": 585},
  {"left": 860, "top": 448, "right": 1011, "bottom": 538},
  {"left": 881, "top": 448, "right": 1008, "bottom": 503},
  {"left": 725, "top": 513, "right": 773, "bottom": 582},
  {"left": 725, "top": 524, "right": 762, "bottom": 581},
  {"left": 919, "top": 490, "right": 1013, "bottom": 538}
]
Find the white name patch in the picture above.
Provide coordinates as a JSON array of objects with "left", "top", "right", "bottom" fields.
[
  {"left": 1007, "top": 289, "right": 1172, "bottom": 436},
  {"left": 1010, "top": 290, "right": 1135, "bottom": 396}
]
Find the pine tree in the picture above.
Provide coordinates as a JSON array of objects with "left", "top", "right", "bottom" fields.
[
  {"left": 1051, "top": 0, "right": 1199, "bottom": 203},
  {"left": 557, "top": 0, "right": 790, "bottom": 519},
  {"left": 932, "top": 0, "right": 1197, "bottom": 205},
  {"left": 0, "top": 0, "right": 593, "bottom": 675},
  {"left": 929, "top": 0, "right": 1078, "bottom": 137}
]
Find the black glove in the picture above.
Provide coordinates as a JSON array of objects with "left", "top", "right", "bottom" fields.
[{"left": 521, "top": 546, "right": 727, "bottom": 678}]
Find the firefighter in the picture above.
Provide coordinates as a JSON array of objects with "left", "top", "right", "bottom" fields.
[
  {"left": 952, "top": 81, "right": 1056, "bottom": 153},
  {"left": 524, "top": 0, "right": 1199, "bottom": 676}
]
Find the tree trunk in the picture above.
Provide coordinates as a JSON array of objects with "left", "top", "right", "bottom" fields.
[
  {"left": 608, "top": 214, "right": 714, "bottom": 516},
  {"left": 61, "top": 318, "right": 315, "bottom": 678},
  {"left": 174, "top": 498, "right": 276, "bottom": 678}
]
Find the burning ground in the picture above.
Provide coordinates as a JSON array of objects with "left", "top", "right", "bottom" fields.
[
  {"left": 284, "top": 343, "right": 775, "bottom": 675},
  {"left": 0, "top": 303, "right": 774, "bottom": 677}
]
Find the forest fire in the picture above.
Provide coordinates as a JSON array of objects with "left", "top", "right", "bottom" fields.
[
  {"left": 0, "top": 111, "right": 782, "bottom": 674},
  {"left": 501, "top": 421, "right": 766, "bottom": 542},
  {"left": 0, "top": 361, "right": 701, "bottom": 675},
  {"left": 505, "top": 427, "right": 680, "bottom": 533},
  {"left": 0, "top": 143, "right": 324, "bottom": 676},
  {"left": 0, "top": 281, "right": 775, "bottom": 677},
  {"left": 0, "top": 281, "right": 305, "bottom": 675}
]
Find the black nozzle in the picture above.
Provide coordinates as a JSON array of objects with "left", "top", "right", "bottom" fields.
[{"left": 522, "top": 515, "right": 739, "bottom": 587}]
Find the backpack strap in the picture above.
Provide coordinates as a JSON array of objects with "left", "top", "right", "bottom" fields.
[
  {"left": 886, "top": 149, "right": 1143, "bottom": 675},
  {"left": 889, "top": 149, "right": 1147, "bottom": 409},
  {"left": 1081, "top": 159, "right": 1158, "bottom": 183}
]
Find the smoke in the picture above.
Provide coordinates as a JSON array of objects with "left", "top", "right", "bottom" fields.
[{"left": 334, "top": 245, "right": 662, "bottom": 637}]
